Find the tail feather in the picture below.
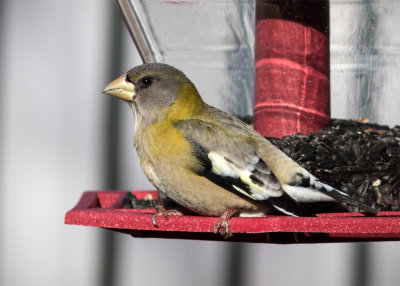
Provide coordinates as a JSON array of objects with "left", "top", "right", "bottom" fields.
[{"left": 315, "top": 180, "right": 377, "bottom": 214}]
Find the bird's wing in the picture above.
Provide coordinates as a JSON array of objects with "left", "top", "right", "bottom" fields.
[
  {"left": 253, "top": 136, "right": 378, "bottom": 214},
  {"left": 283, "top": 171, "right": 378, "bottom": 214},
  {"left": 174, "top": 117, "right": 314, "bottom": 216}
]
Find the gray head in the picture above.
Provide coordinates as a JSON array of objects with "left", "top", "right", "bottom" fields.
[{"left": 103, "top": 63, "right": 201, "bottom": 124}]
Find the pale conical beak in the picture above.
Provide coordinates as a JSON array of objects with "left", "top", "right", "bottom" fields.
[{"left": 102, "top": 73, "right": 136, "bottom": 101}]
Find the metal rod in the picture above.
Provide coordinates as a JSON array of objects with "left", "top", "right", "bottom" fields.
[{"left": 114, "top": 0, "right": 157, "bottom": 63}]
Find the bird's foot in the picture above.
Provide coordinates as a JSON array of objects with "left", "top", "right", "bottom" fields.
[
  {"left": 213, "top": 209, "right": 238, "bottom": 239},
  {"left": 151, "top": 206, "right": 183, "bottom": 228}
]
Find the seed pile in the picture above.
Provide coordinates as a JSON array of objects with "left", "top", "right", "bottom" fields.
[
  {"left": 268, "top": 119, "right": 400, "bottom": 211},
  {"left": 122, "top": 192, "right": 157, "bottom": 209}
]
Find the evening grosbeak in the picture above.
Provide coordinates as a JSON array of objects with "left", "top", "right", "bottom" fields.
[{"left": 103, "top": 63, "right": 376, "bottom": 238}]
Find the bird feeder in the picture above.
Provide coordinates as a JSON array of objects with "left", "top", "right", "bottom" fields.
[
  {"left": 65, "top": 190, "right": 400, "bottom": 242},
  {"left": 65, "top": 0, "right": 400, "bottom": 242}
]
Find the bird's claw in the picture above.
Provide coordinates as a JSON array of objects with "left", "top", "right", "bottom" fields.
[
  {"left": 213, "top": 209, "right": 238, "bottom": 239},
  {"left": 213, "top": 219, "right": 232, "bottom": 239},
  {"left": 152, "top": 213, "right": 161, "bottom": 228},
  {"left": 151, "top": 206, "right": 183, "bottom": 228}
]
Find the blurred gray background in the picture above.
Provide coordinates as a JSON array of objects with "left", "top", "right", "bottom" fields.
[{"left": 0, "top": 1, "right": 399, "bottom": 286}]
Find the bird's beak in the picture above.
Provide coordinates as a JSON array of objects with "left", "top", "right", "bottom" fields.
[{"left": 102, "top": 73, "right": 136, "bottom": 101}]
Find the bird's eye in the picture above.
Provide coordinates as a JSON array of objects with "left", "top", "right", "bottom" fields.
[{"left": 139, "top": 76, "right": 154, "bottom": 88}]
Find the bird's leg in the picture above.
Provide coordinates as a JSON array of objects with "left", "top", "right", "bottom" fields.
[
  {"left": 213, "top": 209, "right": 238, "bottom": 239},
  {"left": 151, "top": 191, "right": 183, "bottom": 227},
  {"left": 151, "top": 205, "right": 183, "bottom": 228}
]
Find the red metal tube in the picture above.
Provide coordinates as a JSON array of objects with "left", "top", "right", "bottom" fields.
[{"left": 254, "top": 1, "right": 330, "bottom": 138}]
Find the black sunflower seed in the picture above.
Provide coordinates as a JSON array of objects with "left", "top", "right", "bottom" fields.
[{"left": 368, "top": 141, "right": 386, "bottom": 155}]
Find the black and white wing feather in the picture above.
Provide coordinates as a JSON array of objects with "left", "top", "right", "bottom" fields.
[
  {"left": 175, "top": 107, "right": 377, "bottom": 216},
  {"left": 282, "top": 170, "right": 377, "bottom": 214},
  {"left": 174, "top": 117, "right": 314, "bottom": 217}
]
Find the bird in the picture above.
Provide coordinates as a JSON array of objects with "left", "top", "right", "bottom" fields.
[{"left": 102, "top": 63, "right": 377, "bottom": 238}]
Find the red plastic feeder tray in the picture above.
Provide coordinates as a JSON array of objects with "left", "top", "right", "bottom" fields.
[{"left": 65, "top": 191, "right": 400, "bottom": 243}]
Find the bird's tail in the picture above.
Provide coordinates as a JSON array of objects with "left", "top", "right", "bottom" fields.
[{"left": 314, "top": 179, "right": 377, "bottom": 214}]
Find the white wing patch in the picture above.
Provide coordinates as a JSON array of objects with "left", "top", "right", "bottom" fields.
[
  {"left": 208, "top": 151, "right": 283, "bottom": 199},
  {"left": 283, "top": 172, "right": 352, "bottom": 203},
  {"left": 208, "top": 151, "right": 241, "bottom": 178},
  {"left": 273, "top": 205, "right": 299, "bottom": 217},
  {"left": 282, "top": 184, "right": 334, "bottom": 203},
  {"left": 232, "top": 185, "right": 253, "bottom": 199},
  {"left": 283, "top": 171, "right": 348, "bottom": 203}
]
